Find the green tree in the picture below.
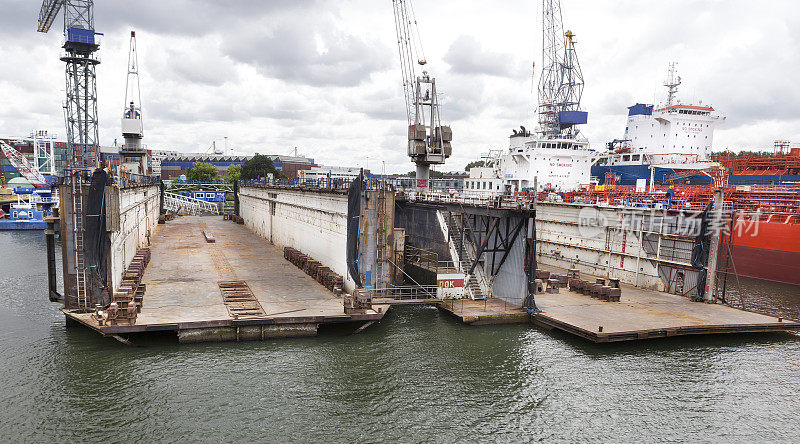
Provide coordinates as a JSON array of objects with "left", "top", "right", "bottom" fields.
[
  {"left": 405, "top": 170, "right": 444, "bottom": 178},
  {"left": 465, "top": 160, "right": 485, "bottom": 171},
  {"left": 241, "top": 154, "right": 284, "bottom": 180},
  {"left": 185, "top": 162, "right": 219, "bottom": 182},
  {"left": 226, "top": 164, "right": 242, "bottom": 181}
]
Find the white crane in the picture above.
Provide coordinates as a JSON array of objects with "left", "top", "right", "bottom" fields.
[
  {"left": 391, "top": 0, "right": 452, "bottom": 191},
  {"left": 120, "top": 30, "right": 147, "bottom": 175}
]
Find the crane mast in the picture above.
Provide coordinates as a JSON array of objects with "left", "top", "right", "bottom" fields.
[
  {"left": 391, "top": 0, "right": 452, "bottom": 191},
  {"left": 538, "top": 0, "right": 586, "bottom": 139}
]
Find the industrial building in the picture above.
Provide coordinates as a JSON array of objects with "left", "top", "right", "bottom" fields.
[{"left": 159, "top": 154, "right": 316, "bottom": 180}]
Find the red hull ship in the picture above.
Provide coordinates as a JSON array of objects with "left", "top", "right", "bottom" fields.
[{"left": 728, "top": 214, "right": 800, "bottom": 286}]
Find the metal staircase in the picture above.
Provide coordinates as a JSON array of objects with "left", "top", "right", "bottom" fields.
[
  {"left": 436, "top": 210, "right": 490, "bottom": 299},
  {"left": 163, "top": 192, "right": 219, "bottom": 215}
]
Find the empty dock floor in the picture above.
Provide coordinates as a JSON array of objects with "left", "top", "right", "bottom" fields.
[{"left": 64, "top": 216, "right": 386, "bottom": 341}]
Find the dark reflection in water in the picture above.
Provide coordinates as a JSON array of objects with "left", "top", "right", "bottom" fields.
[{"left": 1, "top": 231, "right": 798, "bottom": 442}]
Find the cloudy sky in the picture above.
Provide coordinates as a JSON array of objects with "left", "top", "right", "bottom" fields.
[{"left": 1, "top": 0, "right": 798, "bottom": 173}]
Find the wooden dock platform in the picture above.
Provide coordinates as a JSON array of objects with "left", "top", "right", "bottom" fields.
[
  {"left": 532, "top": 283, "right": 800, "bottom": 342},
  {"left": 64, "top": 216, "right": 387, "bottom": 342}
]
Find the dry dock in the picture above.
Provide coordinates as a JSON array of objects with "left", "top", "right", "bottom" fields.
[
  {"left": 531, "top": 275, "right": 800, "bottom": 342},
  {"left": 63, "top": 216, "right": 387, "bottom": 342}
]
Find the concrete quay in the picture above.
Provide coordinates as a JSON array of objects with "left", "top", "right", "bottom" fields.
[{"left": 63, "top": 216, "right": 387, "bottom": 342}]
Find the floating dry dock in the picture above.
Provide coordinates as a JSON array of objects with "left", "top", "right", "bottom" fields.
[
  {"left": 53, "top": 181, "right": 799, "bottom": 344},
  {"left": 63, "top": 216, "right": 387, "bottom": 342},
  {"left": 434, "top": 288, "right": 799, "bottom": 342}
]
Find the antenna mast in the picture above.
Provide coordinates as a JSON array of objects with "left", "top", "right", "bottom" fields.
[{"left": 664, "top": 62, "right": 681, "bottom": 106}]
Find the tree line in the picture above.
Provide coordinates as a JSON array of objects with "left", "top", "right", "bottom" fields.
[{"left": 183, "top": 154, "right": 285, "bottom": 182}]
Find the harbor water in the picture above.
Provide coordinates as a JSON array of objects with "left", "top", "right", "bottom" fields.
[{"left": 1, "top": 231, "right": 798, "bottom": 442}]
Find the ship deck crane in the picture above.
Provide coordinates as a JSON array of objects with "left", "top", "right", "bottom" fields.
[
  {"left": 538, "top": 0, "right": 587, "bottom": 139},
  {"left": 391, "top": 0, "right": 452, "bottom": 191}
]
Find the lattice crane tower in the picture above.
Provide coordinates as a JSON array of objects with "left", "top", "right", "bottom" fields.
[
  {"left": 37, "top": 0, "right": 102, "bottom": 309},
  {"left": 37, "top": 0, "right": 102, "bottom": 171},
  {"left": 538, "top": 0, "right": 587, "bottom": 139}
]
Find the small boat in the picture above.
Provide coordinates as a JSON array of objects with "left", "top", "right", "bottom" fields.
[{"left": 0, "top": 187, "right": 58, "bottom": 230}]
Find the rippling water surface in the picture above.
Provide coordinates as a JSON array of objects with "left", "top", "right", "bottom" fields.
[{"left": 1, "top": 231, "right": 798, "bottom": 442}]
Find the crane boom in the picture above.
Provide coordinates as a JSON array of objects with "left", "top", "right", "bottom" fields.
[
  {"left": 37, "top": 0, "right": 64, "bottom": 33},
  {"left": 0, "top": 141, "right": 51, "bottom": 188}
]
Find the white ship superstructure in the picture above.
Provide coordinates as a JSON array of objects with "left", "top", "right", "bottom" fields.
[
  {"left": 491, "top": 129, "right": 594, "bottom": 193},
  {"left": 469, "top": 2, "right": 595, "bottom": 195},
  {"left": 597, "top": 64, "right": 726, "bottom": 171}
]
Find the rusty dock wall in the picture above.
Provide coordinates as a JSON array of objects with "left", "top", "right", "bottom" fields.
[{"left": 57, "top": 180, "right": 160, "bottom": 309}]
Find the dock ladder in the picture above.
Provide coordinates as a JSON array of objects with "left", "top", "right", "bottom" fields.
[{"left": 71, "top": 173, "right": 89, "bottom": 308}]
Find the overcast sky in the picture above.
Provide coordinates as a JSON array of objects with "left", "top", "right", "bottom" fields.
[{"left": 1, "top": 0, "right": 798, "bottom": 173}]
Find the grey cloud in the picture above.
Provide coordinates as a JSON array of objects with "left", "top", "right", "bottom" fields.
[
  {"left": 444, "top": 35, "right": 526, "bottom": 78},
  {"left": 162, "top": 46, "right": 238, "bottom": 87},
  {"left": 441, "top": 77, "right": 488, "bottom": 121},
  {"left": 352, "top": 88, "right": 406, "bottom": 121},
  {"left": 95, "top": 0, "right": 319, "bottom": 37},
  {"left": 223, "top": 23, "right": 391, "bottom": 87}
]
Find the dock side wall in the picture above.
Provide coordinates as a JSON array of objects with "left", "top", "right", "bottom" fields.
[
  {"left": 238, "top": 186, "right": 396, "bottom": 294},
  {"left": 535, "top": 202, "right": 702, "bottom": 293},
  {"left": 394, "top": 201, "right": 449, "bottom": 259},
  {"left": 238, "top": 187, "right": 353, "bottom": 291},
  {"left": 108, "top": 185, "right": 160, "bottom": 293}
]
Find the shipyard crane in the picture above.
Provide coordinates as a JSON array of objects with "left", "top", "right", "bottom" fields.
[
  {"left": 0, "top": 141, "right": 51, "bottom": 189},
  {"left": 391, "top": 0, "right": 452, "bottom": 191},
  {"left": 37, "top": 0, "right": 102, "bottom": 171},
  {"left": 37, "top": 0, "right": 102, "bottom": 308},
  {"left": 119, "top": 30, "right": 148, "bottom": 175},
  {"left": 538, "top": 0, "right": 587, "bottom": 138}
]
